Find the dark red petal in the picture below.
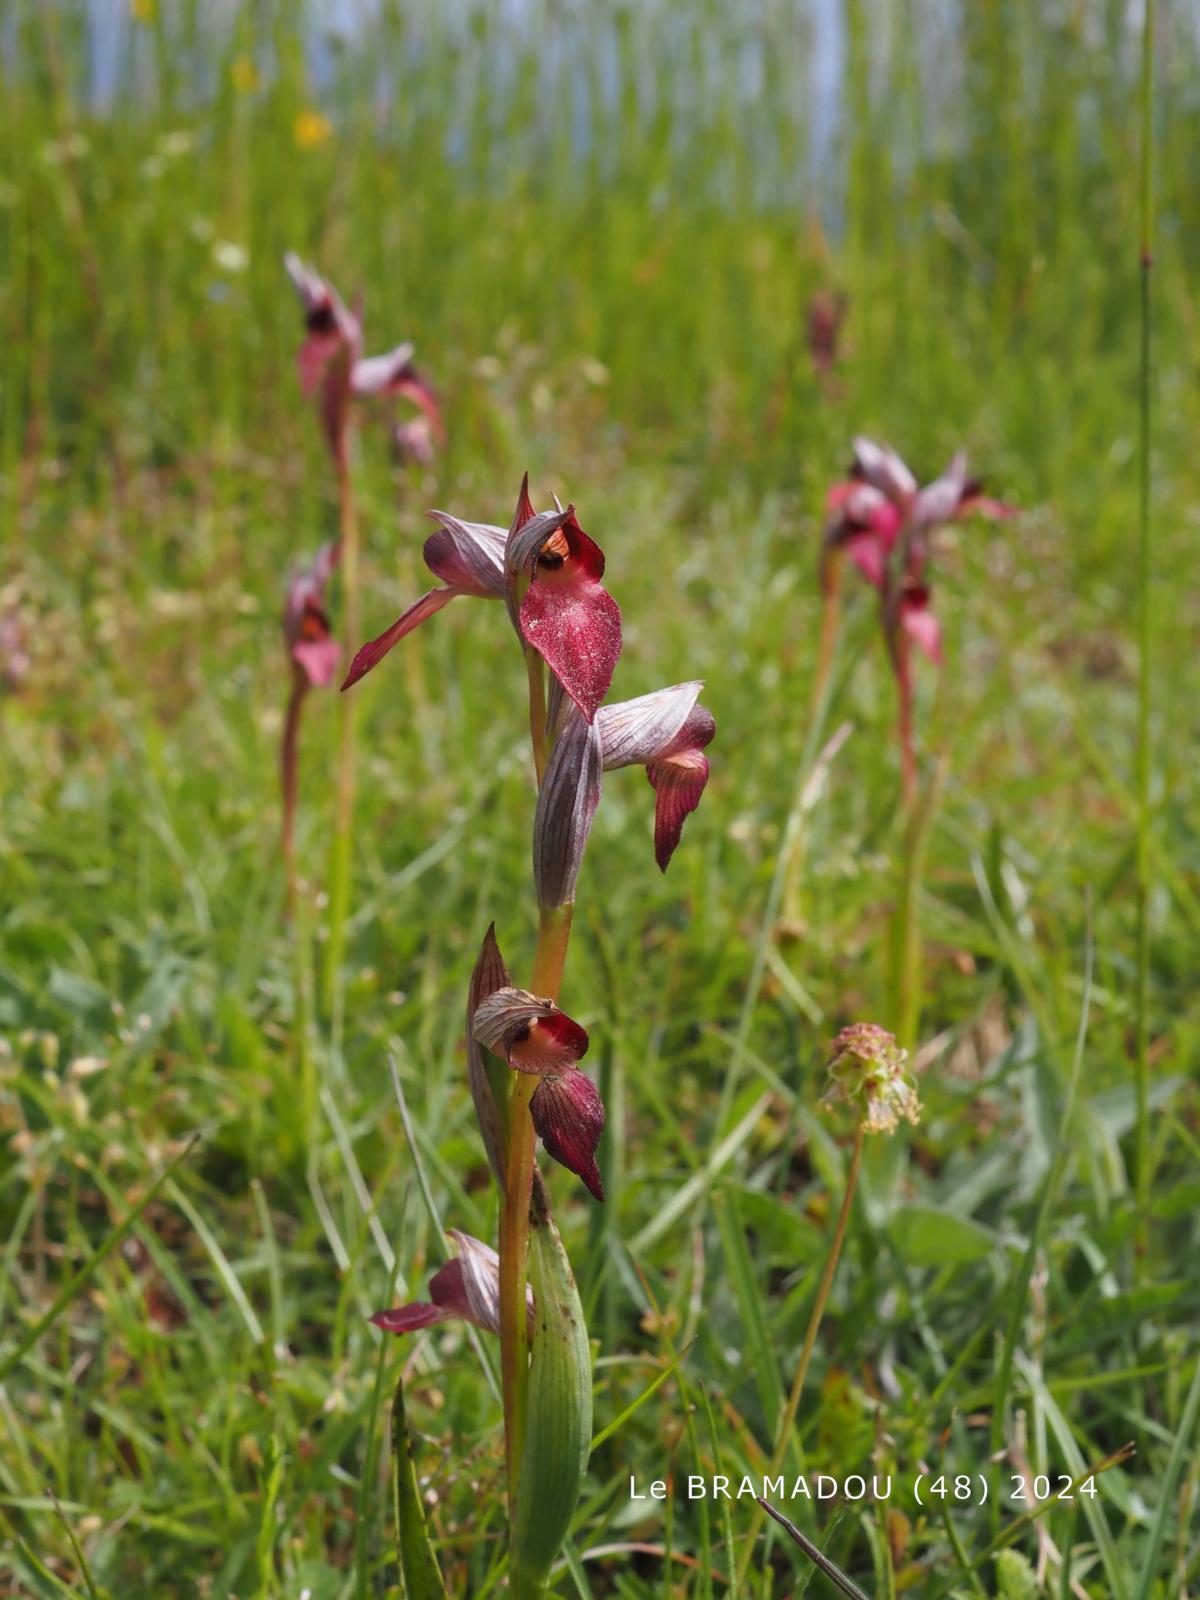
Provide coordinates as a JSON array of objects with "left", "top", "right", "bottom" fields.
[
  {"left": 647, "top": 748, "right": 710, "bottom": 872},
  {"left": 561, "top": 509, "right": 606, "bottom": 580},
  {"left": 519, "top": 581, "right": 621, "bottom": 723},
  {"left": 508, "top": 1011, "right": 590, "bottom": 1074},
  {"left": 427, "top": 1258, "right": 475, "bottom": 1322},
  {"left": 530, "top": 1070, "right": 606, "bottom": 1202},
  {"left": 341, "top": 588, "right": 457, "bottom": 690},
  {"left": 370, "top": 1302, "right": 448, "bottom": 1333}
]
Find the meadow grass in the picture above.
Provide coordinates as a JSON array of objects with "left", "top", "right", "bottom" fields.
[{"left": 1, "top": 2, "right": 1199, "bottom": 1595}]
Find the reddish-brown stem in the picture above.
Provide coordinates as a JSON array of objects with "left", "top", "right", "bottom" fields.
[{"left": 281, "top": 670, "right": 308, "bottom": 915}]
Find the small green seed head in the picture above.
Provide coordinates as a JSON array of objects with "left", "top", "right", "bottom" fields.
[{"left": 823, "top": 1022, "right": 921, "bottom": 1134}]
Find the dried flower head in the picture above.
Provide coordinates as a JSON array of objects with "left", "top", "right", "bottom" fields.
[{"left": 822, "top": 1023, "right": 921, "bottom": 1134}]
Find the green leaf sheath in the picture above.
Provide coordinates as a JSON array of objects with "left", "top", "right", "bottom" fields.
[
  {"left": 510, "top": 1182, "right": 593, "bottom": 1596},
  {"left": 392, "top": 1374, "right": 449, "bottom": 1600}
]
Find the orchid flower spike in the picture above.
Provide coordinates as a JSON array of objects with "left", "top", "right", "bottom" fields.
[
  {"left": 533, "top": 683, "right": 716, "bottom": 907},
  {"left": 504, "top": 474, "right": 622, "bottom": 723},
  {"left": 822, "top": 1023, "right": 921, "bottom": 1135},
  {"left": 284, "top": 253, "right": 442, "bottom": 468},
  {"left": 472, "top": 985, "right": 605, "bottom": 1201},
  {"left": 824, "top": 438, "right": 1012, "bottom": 665},
  {"left": 371, "top": 1230, "right": 533, "bottom": 1337},
  {"left": 340, "top": 510, "right": 508, "bottom": 689},
  {"left": 283, "top": 541, "right": 340, "bottom": 688}
]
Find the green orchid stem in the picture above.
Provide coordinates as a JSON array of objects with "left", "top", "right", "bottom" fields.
[
  {"left": 738, "top": 1122, "right": 865, "bottom": 1586},
  {"left": 324, "top": 457, "right": 359, "bottom": 1015},
  {"left": 890, "top": 756, "right": 945, "bottom": 1052},
  {"left": 1133, "top": 0, "right": 1154, "bottom": 1267},
  {"left": 811, "top": 547, "right": 844, "bottom": 718},
  {"left": 500, "top": 905, "right": 573, "bottom": 1517}
]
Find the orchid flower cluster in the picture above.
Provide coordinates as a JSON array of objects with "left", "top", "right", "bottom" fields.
[
  {"left": 822, "top": 437, "right": 1010, "bottom": 804},
  {"left": 284, "top": 254, "right": 442, "bottom": 472},
  {"left": 346, "top": 475, "right": 714, "bottom": 1594},
  {"left": 278, "top": 256, "right": 441, "bottom": 915}
]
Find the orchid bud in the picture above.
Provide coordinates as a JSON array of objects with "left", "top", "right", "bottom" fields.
[
  {"left": 532, "top": 711, "right": 603, "bottom": 909},
  {"left": 822, "top": 1023, "right": 921, "bottom": 1134}
]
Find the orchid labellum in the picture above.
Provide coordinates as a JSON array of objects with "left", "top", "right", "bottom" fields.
[{"left": 280, "top": 543, "right": 340, "bottom": 907}]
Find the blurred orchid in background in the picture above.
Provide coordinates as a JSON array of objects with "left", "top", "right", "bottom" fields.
[
  {"left": 821, "top": 437, "right": 1011, "bottom": 802},
  {"left": 280, "top": 542, "right": 339, "bottom": 907},
  {"left": 284, "top": 253, "right": 442, "bottom": 469}
]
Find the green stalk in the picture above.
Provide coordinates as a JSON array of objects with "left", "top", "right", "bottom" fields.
[
  {"left": 1133, "top": 0, "right": 1154, "bottom": 1265},
  {"left": 889, "top": 756, "right": 945, "bottom": 1052},
  {"left": 737, "top": 1122, "right": 865, "bottom": 1584},
  {"left": 324, "top": 457, "right": 360, "bottom": 1014}
]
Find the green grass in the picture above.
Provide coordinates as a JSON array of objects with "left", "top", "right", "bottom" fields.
[{"left": 2, "top": 1, "right": 1199, "bottom": 1596}]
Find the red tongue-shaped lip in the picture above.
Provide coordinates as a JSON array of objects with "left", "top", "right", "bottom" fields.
[{"left": 518, "top": 511, "right": 619, "bottom": 720}]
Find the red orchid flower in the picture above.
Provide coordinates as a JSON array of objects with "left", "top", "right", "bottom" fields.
[
  {"left": 473, "top": 985, "right": 605, "bottom": 1201},
  {"left": 340, "top": 510, "right": 508, "bottom": 689},
  {"left": 371, "top": 1230, "right": 533, "bottom": 1337},
  {"left": 284, "top": 253, "right": 442, "bottom": 467},
  {"left": 504, "top": 475, "right": 622, "bottom": 724},
  {"left": 533, "top": 682, "right": 715, "bottom": 907}
]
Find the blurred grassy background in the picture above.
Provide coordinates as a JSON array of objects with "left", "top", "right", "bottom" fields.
[{"left": 1, "top": 1, "right": 1199, "bottom": 1596}]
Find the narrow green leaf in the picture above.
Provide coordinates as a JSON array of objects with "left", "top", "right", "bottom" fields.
[
  {"left": 511, "top": 1181, "right": 592, "bottom": 1595},
  {"left": 392, "top": 1374, "right": 449, "bottom": 1600}
]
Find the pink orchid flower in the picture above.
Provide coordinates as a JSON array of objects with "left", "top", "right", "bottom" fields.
[
  {"left": 283, "top": 542, "right": 341, "bottom": 689},
  {"left": 825, "top": 437, "right": 1011, "bottom": 665},
  {"left": 473, "top": 983, "right": 605, "bottom": 1200},
  {"left": 371, "top": 1230, "right": 533, "bottom": 1337},
  {"left": 281, "top": 543, "right": 340, "bottom": 907},
  {"left": 823, "top": 438, "right": 1011, "bottom": 800},
  {"left": 284, "top": 253, "right": 442, "bottom": 467}
]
